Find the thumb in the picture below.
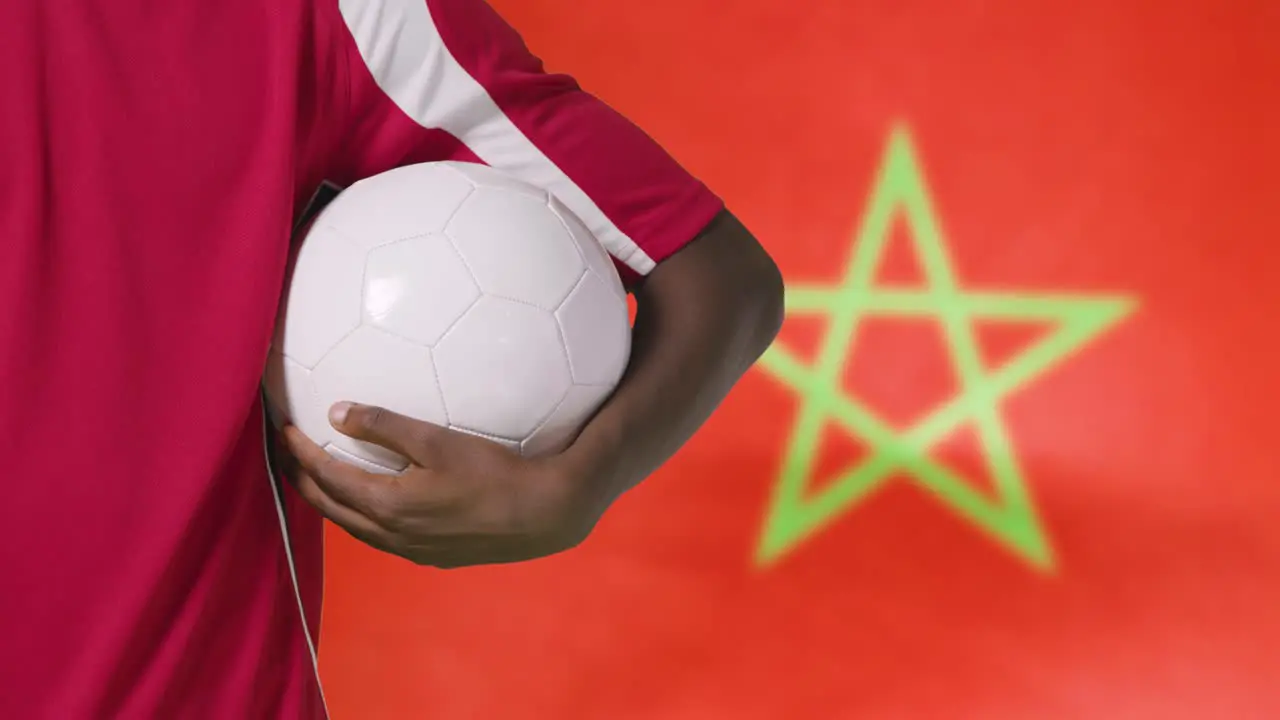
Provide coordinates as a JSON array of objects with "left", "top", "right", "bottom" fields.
[{"left": 328, "top": 401, "right": 447, "bottom": 461}]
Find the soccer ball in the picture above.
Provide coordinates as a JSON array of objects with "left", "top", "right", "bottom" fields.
[{"left": 263, "top": 162, "right": 631, "bottom": 474}]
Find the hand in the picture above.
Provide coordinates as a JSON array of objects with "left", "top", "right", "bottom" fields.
[{"left": 275, "top": 403, "right": 603, "bottom": 568}]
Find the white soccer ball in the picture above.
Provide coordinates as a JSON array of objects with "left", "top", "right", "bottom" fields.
[{"left": 263, "top": 162, "right": 631, "bottom": 474}]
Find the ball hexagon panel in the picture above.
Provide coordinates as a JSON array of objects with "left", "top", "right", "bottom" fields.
[
  {"left": 275, "top": 226, "right": 366, "bottom": 369},
  {"left": 264, "top": 349, "right": 320, "bottom": 431},
  {"left": 548, "top": 194, "right": 623, "bottom": 291},
  {"left": 446, "top": 188, "right": 585, "bottom": 311},
  {"left": 311, "top": 325, "right": 447, "bottom": 473},
  {"left": 444, "top": 161, "right": 549, "bottom": 200},
  {"left": 363, "top": 233, "right": 481, "bottom": 347},
  {"left": 555, "top": 272, "right": 631, "bottom": 387},
  {"left": 317, "top": 164, "right": 475, "bottom": 252},
  {"left": 263, "top": 351, "right": 336, "bottom": 458},
  {"left": 433, "top": 296, "right": 572, "bottom": 441},
  {"left": 521, "top": 384, "right": 612, "bottom": 458}
]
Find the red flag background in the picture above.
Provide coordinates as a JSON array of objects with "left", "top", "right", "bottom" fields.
[{"left": 319, "top": 1, "right": 1280, "bottom": 717}]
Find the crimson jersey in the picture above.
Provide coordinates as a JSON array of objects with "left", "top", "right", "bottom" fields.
[{"left": 0, "top": 1, "right": 722, "bottom": 717}]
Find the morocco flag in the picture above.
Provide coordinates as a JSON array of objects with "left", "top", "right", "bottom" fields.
[{"left": 319, "top": 1, "right": 1280, "bottom": 718}]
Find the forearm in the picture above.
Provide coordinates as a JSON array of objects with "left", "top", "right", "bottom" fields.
[{"left": 563, "top": 210, "right": 785, "bottom": 508}]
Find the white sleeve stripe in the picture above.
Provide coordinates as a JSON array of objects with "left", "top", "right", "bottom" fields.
[{"left": 337, "top": 0, "right": 657, "bottom": 275}]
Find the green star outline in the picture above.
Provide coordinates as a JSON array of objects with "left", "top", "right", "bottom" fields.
[{"left": 755, "top": 124, "right": 1137, "bottom": 572}]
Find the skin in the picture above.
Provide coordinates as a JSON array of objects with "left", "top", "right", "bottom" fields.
[{"left": 278, "top": 209, "right": 785, "bottom": 568}]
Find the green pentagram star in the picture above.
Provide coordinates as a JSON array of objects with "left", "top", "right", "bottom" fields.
[{"left": 755, "top": 125, "right": 1137, "bottom": 572}]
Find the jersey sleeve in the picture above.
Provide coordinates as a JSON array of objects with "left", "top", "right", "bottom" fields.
[{"left": 324, "top": 0, "right": 725, "bottom": 280}]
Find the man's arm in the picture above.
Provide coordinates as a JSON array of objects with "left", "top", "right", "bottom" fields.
[
  {"left": 564, "top": 210, "right": 784, "bottom": 517},
  {"left": 281, "top": 208, "right": 783, "bottom": 565},
  {"left": 279, "top": 0, "right": 783, "bottom": 566}
]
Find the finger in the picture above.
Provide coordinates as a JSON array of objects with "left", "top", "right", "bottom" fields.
[
  {"left": 281, "top": 424, "right": 396, "bottom": 522},
  {"left": 293, "top": 468, "right": 410, "bottom": 559},
  {"left": 328, "top": 402, "right": 449, "bottom": 462},
  {"left": 290, "top": 469, "right": 390, "bottom": 544},
  {"left": 268, "top": 427, "right": 300, "bottom": 478}
]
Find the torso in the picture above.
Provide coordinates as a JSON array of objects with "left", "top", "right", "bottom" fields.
[{"left": 0, "top": 2, "right": 341, "bottom": 716}]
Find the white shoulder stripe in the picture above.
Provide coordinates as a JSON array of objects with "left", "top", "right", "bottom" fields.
[{"left": 337, "top": 0, "right": 656, "bottom": 274}]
